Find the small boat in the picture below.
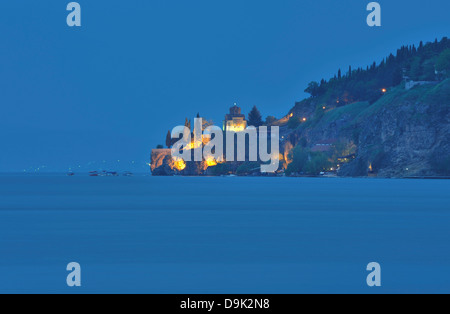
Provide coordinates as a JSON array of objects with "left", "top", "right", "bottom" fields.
[
  {"left": 67, "top": 172, "right": 75, "bottom": 176},
  {"left": 98, "top": 171, "right": 119, "bottom": 177},
  {"left": 89, "top": 171, "right": 99, "bottom": 177},
  {"left": 123, "top": 171, "right": 133, "bottom": 177}
]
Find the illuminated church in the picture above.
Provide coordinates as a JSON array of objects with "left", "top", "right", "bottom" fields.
[{"left": 223, "top": 104, "right": 247, "bottom": 132}]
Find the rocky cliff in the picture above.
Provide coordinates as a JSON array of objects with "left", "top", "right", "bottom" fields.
[{"left": 285, "top": 79, "right": 450, "bottom": 177}]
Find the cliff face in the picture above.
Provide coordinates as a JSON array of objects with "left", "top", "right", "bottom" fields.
[
  {"left": 287, "top": 79, "right": 450, "bottom": 177},
  {"left": 150, "top": 149, "right": 179, "bottom": 176},
  {"left": 348, "top": 80, "right": 450, "bottom": 177},
  {"left": 150, "top": 149, "right": 171, "bottom": 171}
]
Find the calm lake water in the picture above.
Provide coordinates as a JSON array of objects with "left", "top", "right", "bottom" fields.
[{"left": 0, "top": 175, "right": 449, "bottom": 293}]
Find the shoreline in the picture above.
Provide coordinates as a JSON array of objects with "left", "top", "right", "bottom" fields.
[{"left": 0, "top": 172, "right": 449, "bottom": 179}]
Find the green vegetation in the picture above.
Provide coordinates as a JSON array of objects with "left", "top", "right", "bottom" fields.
[
  {"left": 285, "top": 45, "right": 450, "bottom": 177},
  {"left": 288, "top": 116, "right": 302, "bottom": 129},
  {"left": 286, "top": 146, "right": 308, "bottom": 175},
  {"left": 303, "top": 37, "right": 450, "bottom": 107},
  {"left": 352, "top": 86, "right": 405, "bottom": 123},
  {"left": 305, "top": 152, "right": 333, "bottom": 174},
  {"left": 286, "top": 146, "right": 333, "bottom": 175},
  {"left": 422, "top": 79, "right": 450, "bottom": 105},
  {"left": 436, "top": 49, "right": 450, "bottom": 77},
  {"left": 320, "top": 101, "right": 371, "bottom": 125},
  {"left": 209, "top": 163, "right": 230, "bottom": 176},
  {"left": 154, "top": 38, "right": 450, "bottom": 177},
  {"left": 332, "top": 139, "right": 357, "bottom": 159},
  {"left": 351, "top": 79, "right": 450, "bottom": 125},
  {"left": 236, "top": 162, "right": 260, "bottom": 175},
  {"left": 248, "top": 106, "right": 263, "bottom": 127},
  {"left": 265, "top": 116, "right": 277, "bottom": 125}
]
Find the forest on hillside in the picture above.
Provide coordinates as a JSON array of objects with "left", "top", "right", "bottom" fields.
[{"left": 303, "top": 37, "right": 450, "bottom": 106}]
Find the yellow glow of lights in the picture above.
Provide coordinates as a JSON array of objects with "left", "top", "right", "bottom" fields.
[
  {"left": 302, "top": 118, "right": 307, "bottom": 122},
  {"left": 226, "top": 125, "right": 246, "bottom": 132},
  {"left": 205, "top": 158, "right": 218, "bottom": 167},
  {"left": 289, "top": 113, "right": 294, "bottom": 118},
  {"left": 382, "top": 88, "right": 387, "bottom": 93},
  {"left": 202, "top": 137, "right": 211, "bottom": 145},
  {"left": 184, "top": 140, "right": 203, "bottom": 151},
  {"left": 172, "top": 157, "right": 186, "bottom": 171}
]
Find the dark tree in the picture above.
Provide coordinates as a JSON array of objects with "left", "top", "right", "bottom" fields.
[
  {"left": 166, "top": 130, "right": 172, "bottom": 148},
  {"left": 392, "top": 67, "right": 403, "bottom": 86},
  {"left": 265, "top": 116, "right": 277, "bottom": 125},
  {"left": 184, "top": 118, "right": 191, "bottom": 130},
  {"left": 436, "top": 49, "right": 450, "bottom": 74},
  {"left": 287, "top": 39, "right": 450, "bottom": 119},
  {"left": 248, "top": 106, "right": 263, "bottom": 127},
  {"left": 305, "top": 81, "right": 320, "bottom": 97}
]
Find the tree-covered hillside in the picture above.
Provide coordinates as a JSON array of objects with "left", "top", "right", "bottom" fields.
[{"left": 303, "top": 37, "right": 450, "bottom": 106}]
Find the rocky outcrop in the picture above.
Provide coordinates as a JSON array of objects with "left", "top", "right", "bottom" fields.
[
  {"left": 151, "top": 149, "right": 182, "bottom": 176},
  {"left": 152, "top": 155, "right": 178, "bottom": 176},
  {"left": 150, "top": 148, "right": 210, "bottom": 176},
  {"left": 150, "top": 149, "right": 172, "bottom": 172},
  {"left": 347, "top": 80, "right": 450, "bottom": 177},
  {"left": 286, "top": 79, "right": 450, "bottom": 177}
]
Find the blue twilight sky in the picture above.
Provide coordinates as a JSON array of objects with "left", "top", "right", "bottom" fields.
[{"left": 0, "top": 0, "right": 449, "bottom": 172}]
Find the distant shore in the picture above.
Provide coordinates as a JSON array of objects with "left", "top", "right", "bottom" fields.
[{"left": 1, "top": 172, "right": 449, "bottom": 180}]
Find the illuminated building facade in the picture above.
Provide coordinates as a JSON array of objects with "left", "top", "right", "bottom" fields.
[{"left": 223, "top": 104, "right": 247, "bottom": 132}]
